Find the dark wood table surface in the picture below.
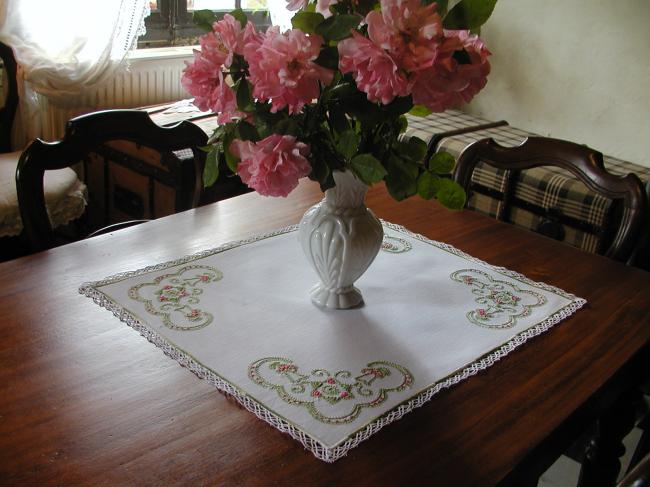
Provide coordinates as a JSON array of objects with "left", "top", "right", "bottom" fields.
[{"left": 1, "top": 179, "right": 649, "bottom": 486}]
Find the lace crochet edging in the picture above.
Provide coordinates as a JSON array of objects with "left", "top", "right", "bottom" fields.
[{"left": 79, "top": 222, "right": 587, "bottom": 463}]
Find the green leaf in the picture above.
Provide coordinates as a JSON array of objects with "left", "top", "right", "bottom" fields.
[
  {"left": 453, "top": 49, "right": 472, "bottom": 65},
  {"left": 436, "top": 0, "right": 449, "bottom": 15},
  {"left": 235, "top": 79, "right": 255, "bottom": 112},
  {"left": 291, "top": 11, "right": 325, "bottom": 34},
  {"left": 203, "top": 148, "right": 220, "bottom": 187},
  {"left": 314, "top": 45, "right": 339, "bottom": 70},
  {"left": 230, "top": 8, "right": 248, "bottom": 28},
  {"left": 385, "top": 173, "right": 417, "bottom": 201},
  {"left": 428, "top": 151, "right": 456, "bottom": 174},
  {"left": 309, "top": 155, "right": 332, "bottom": 188},
  {"left": 328, "top": 104, "right": 350, "bottom": 134},
  {"left": 383, "top": 155, "right": 418, "bottom": 200},
  {"left": 336, "top": 130, "right": 359, "bottom": 160},
  {"left": 192, "top": 9, "right": 218, "bottom": 31},
  {"left": 236, "top": 121, "right": 259, "bottom": 141},
  {"left": 355, "top": 0, "right": 380, "bottom": 15},
  {"left": 221, "top": 126, "right": 240, "bottom": 174},
  {"left": 383, "top": 95, "right": 413, "bottom": 116},
  {"left": 275, "top": 118, "right": 299, "bottom": 136},
  {"left": 399, "top": 136, "right": 428, "bottom": 163},
  {"left": 435, "top": 178, "right": 467, "bottom": 209},
  {"left": 443, "top": 0, "right": 497, "bottom": 30},
  {"left": 315, "top": 14, "right": 362, "bottom": 41},
  {"left": 350, "top": 153, "right": 387, "bottom": 184},
  {"left": 409, "top": 105, "right": 433, "bottom": 117},
  {"left": 397, "top": 115, "right": 408, "bottom": 134},
  {"left": 417, "top": 171, "right": 442, "bottom": 200}
]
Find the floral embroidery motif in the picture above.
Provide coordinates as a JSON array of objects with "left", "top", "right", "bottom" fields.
[
  {"left": 381, "top": 235, "right": 412, "bottom": 253},
  {"left": 248, "top": 357, "right": 413, "bottom": 424},
  {"left": 451, "top": 269, "right": 547, "bottom": 329},
  {"left": 128, "top": 265, "right": 223, "bottom": 331}
]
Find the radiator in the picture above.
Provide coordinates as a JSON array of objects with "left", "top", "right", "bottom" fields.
[{"left": 40, "top": 48, "right": 193, "bottom": 141}]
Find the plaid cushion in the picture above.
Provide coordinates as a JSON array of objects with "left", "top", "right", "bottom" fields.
[
  {"left": 436, "top": 126, "right": 649, "bottom": 254},
  {"left": 404, "top": 110, "right": 499, "bottom": 141}
]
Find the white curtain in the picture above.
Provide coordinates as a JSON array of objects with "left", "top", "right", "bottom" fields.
[
  {"left": 267, "top": 0, "right": 294, "bottom": 32},
  {"left": 0, "top": 0, "right": 150, "bottom": 147}
]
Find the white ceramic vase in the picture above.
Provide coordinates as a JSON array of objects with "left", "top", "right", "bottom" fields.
[{"left": 298, "top": 170, "right": 383, "bottom": 309}]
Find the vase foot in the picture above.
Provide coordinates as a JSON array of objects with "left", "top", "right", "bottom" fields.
[{"left": 309, "top": 284, "right": 363, "bottom": 310}]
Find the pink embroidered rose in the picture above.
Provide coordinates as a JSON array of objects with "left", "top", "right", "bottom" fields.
[
  {"left": 338, "top": 31, "right": 409, "bottom": 104},
  {"left": 230, "top": 134, "right": 311, "bottom": 197},
  {"left": 411, "top": 30, "right": 491, "bottom": 111},
  {"left": 244, "top": 27, "right": 334, "bottom": 114}
]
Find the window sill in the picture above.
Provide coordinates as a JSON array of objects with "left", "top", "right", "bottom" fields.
[{"left": 129, "top": 45, "right": 197, "bottom": 61}]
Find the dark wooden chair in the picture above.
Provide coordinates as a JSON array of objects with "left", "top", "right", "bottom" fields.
[
  {"left": 453, "top": 136, "right": 647, "bottom": 263},
  {"left": 0, "top": 42, "right": 18, "bottom": 153},
  {"left": 16, "top": 109, "right": 208, "bottom": 252},
  {"left": 618, "top": 451, "right": 650, "bottom": 487}
]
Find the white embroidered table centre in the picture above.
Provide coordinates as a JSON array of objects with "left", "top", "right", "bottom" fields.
[{"left": 80, "top": 222, "right": 586, "bottom": 462}]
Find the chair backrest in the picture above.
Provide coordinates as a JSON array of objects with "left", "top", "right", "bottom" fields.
[
  {"left": 0, "top": 42, "right": 18, "bottom": 153},
  {"left": 453, "top": 136, "right": 647, "bottom": 262},
  {"left": 16, "top": 109, "right": 208, "bottom": 252}
]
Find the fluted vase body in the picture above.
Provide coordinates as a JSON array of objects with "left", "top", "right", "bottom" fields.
[{"left": 298, "top": 171, "right": 383, "bottom": 309}]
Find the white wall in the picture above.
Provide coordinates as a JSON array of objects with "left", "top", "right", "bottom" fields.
[{"left": 464, "top": 0, "right": 650, "bottom": 167}]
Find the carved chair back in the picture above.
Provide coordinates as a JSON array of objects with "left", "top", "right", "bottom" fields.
[{"left": 453, "top": 137, "right": 646, "bottom": 262}]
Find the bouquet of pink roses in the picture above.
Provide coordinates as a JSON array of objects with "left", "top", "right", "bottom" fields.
[{"left": 182, "top": 0, "right": 496, "bottom": 207}]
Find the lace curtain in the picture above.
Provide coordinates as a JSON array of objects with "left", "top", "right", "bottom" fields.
[{"left": 0, "top": 0, "right": 150, "bottom": 148}]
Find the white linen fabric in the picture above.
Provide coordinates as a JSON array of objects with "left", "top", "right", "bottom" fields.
[{"left": 80, "top": 222, "right": 586, "bottom": 462}]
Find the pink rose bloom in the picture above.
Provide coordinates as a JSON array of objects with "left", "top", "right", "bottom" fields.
[
  {"left": 411, "top": 30, "right": 491, "bottom": 112},
  {"left": 212, "top": 14, "right": 246, "bottom": 67},
  {"left": 366, "top": 0, "right": 443, "bottom": 73},
  {"left": 316, "top": 0, "right": 338, "bottom": 17},
  {"left": 244, "top": 27, "right": 334, "bottom": 114},
  {"left": 213, "top": 72, "right": 247, "bottom": 124},
  {"left": 338, "top": 30, "right": 409, "bottom": 104},
  {"left": 230, "top": 134, "right": 312, "bottom": 197},
  {"left": 285, "top": 0, "right": 308, "bottom": 10},
  {"left": 182, "top": 48, "right": 224, "bottom": 112}
]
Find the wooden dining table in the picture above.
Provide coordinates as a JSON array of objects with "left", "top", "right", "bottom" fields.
[{"left": 1, "top": 179, "right": 649, "bottom": 486}]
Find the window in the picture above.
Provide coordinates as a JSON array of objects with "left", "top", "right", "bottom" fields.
[{"left": 139, "top": 0, "right": 271, "bottom": 48}]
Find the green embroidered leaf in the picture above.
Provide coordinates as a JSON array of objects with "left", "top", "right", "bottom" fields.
[
  {"left": 435, "top": 178, "right": 467, "bottom": 209},
  {"left": 417, "top": 171, "right": 442, "bottom": 200},
  {"left": 292, "top": 11, "right": 325, "bottom": 34},
  {"left": 203, "top": 147, "right": 220, "bottom": 187},
  {"left": 315, "top": 14, "right": 362, "bottom": 41},
  {"left": 428, "top": 151, "right": 456, "bottom": 174},
  {"left": 409, "top": 104, "right": 433, "bottom": 117},
  {"left": 336, "top": 130, "right": 359, "bottom": 160},
  {"left": 443, "top": 0, "right": 497, "bottom": 30},
  {"left": 230, "top": 8, "right": 249, "bottom": 28},
  {"left": 350, "top": 153, "right": 387, "bottom": 184},
  {"left": 192, "top": 9, "right": 218, "bottom": 31}
]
